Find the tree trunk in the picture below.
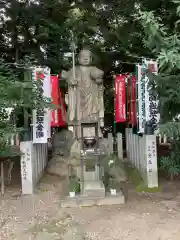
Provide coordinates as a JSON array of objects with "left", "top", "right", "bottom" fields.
[{"left": 170, "top": 172, "right": 174, "bottom": 181}]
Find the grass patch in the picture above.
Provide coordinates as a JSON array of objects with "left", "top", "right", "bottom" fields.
[
  {"left": 124, "top": 163, "right": 142, "bottom": 185},
  {"left": 27, "top": 213, "right": 72, "bottom": 237},
  {"left": 124, "top": 163, "right": 161, "bottom": 193},
  {"left": 27, "top": 219, "right": 65, "bottom": 236},
  {"left": 136, "top": 183, "right": 161, "bottom": 193}
]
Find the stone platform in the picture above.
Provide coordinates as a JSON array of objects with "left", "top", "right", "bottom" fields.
[
  {"left": 83, "top": 180, "right": 105, "bottom": 198},
  {"left": 61, "top": 191, "right": 125, "bottom": 208}
]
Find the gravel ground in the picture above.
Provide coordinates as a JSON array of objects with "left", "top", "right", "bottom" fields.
[{"left": 0, "top": 175, "right": 180, "bottom": 240}]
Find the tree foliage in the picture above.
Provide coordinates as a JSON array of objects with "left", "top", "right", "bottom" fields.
[
  {"left": 0, "top": 0, "right": 178, "bottom": 118},
  {"left": 138, "top": 0, "right": 180, "bottom": 176},
  {"left": 137, "top": 1, "right": 180, "bottom": 131},
  {"left": 0, "top": 59, "right": 49, "bottom": 158}
]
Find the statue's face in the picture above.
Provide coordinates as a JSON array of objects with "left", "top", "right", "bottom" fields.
[{"left": 78, "top": 50, "right": 91, "bottom": 66}]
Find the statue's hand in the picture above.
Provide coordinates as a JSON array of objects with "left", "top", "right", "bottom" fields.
[
  {"left": 70, "top": 80, "right": 78, "bottom": 86},
  {"left": 91, "top": 68, "right": 104, "bottom": 81}
]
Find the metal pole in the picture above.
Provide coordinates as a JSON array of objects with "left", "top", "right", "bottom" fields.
[
  {"left": 70, "top": 30, "right": 77, "bottom": 138},
  {"left": 113, "top": 74, "right": 117, "bottom": 156},
  {"left": 1, "top": 161, "right": 4, "bottom": 195}
]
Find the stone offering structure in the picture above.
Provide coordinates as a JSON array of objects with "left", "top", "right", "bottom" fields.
[{"left": 59, "top": 49, "right": 125, "bottom": 205}]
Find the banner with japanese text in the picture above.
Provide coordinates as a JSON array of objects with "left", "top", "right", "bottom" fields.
[
  {"left": 115, "top": 74, "right": 126, "bottom": 123},
  {"left": 143, "top": 59, "right": 159, "bottom": 133},
  {"left": 130, "top": 75, "right": 137, "bottom": 125},
  {"left": 32, "top": 67, "right": 51, "bottom": 143},
  {"left": 137, "top": 64, "right": 145, "bottom": 133},
  {"left": 127, "top": 75, "right": 131, "bottom": 123}
]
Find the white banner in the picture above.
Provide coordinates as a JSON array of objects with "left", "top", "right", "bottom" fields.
[
  {"left": 143, "top": 59, "right": 159, "bottom": 133},
  {"left": 43, "top": 67, "right": 51, "bottom": 138},
  {"left": 32, "top": 67, "right": 51, "bottom": 143},
  {"left": 137, "top": 64, "right": 145, "bottom": 133},
  {"left": 32, "top": 109, "right": 48, "bottom": 143}
]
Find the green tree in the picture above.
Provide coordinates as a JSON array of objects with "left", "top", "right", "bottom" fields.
[
  {"left": 0, "top": 59, "right": 48, "bottom": 158},
  {"left": 137, "top": 0, "right": 180, "bottom": 178},
  {"left": 1, "top": 0, "right": 174, "bottom": 117}
]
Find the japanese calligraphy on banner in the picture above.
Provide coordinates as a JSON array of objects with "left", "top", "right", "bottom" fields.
[
  {"left": 137, "top": 64, "right": 145, "bottom": 133},
  {"left": 127, "top": 75, "right": 131, "bottom": 123},
  {"left": 128, "top": 75, "right": 137, "bottom": 125},
  {"left": 33, "top": 107, "right": 48, "bottom": 143},
  {"left": 32, "top": 67, "right": 51, "bottom": 143},
  {"left": 131, "top": 75, "right": 137, "bottom": 125},
  {"left": 44, "top": 68, "right": 51, "bottom": 138},
  {"left": 115, "top": 75, "right": 126, "bottom": 123},
  {"left": 143, "top": 59, "right": 159, "bottom": 133}
]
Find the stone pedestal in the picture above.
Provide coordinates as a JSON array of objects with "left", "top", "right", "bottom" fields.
[{"left": 77, "top": 165, "right": 100, "bottom": 181}]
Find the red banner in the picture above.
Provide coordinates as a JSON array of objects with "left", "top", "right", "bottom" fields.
[
  {"left": 115, "top": 75, "right": 126, "bottom": 123},
  {"left": 127, "top": 75, "right": 137, "bottom": 125},
  {"left": 51, "top": 75, "right": 66, "bottom": 127},
  {"left": 130, "top": 75, "right": 137, "bottom": 125},
  {"left": 127, "top": 75, "right": 131, "bottom": 123}
]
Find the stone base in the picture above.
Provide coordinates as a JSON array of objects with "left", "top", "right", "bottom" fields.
[
  {"left": 61, "top": 191, "right": 125, "bottom": 208},
  {"left": 83, "top": 180, "right": 105, "bottom": 197}
]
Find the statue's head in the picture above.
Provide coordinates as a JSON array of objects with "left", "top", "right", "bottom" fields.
[{"left": 78, "top": 49, "right": 92, "bottom": 66}]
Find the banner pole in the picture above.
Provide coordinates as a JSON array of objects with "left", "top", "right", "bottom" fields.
[{"left": 113, "top": 74, "right": 117, "bottom": 156}]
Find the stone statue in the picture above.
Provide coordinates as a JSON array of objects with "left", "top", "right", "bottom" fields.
[{"left": 62, "top": 48, "right": 104, "bottom": 139}]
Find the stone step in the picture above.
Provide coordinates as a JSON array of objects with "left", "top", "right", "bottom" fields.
[
  {"left": 83, "top": 180, "right": 105, "bottom": 197},
  {"left": 61, "top": 190, "right": 125, "bottom": 208},
  {"left": 83, "top": 189, "right": 105, "bottom": 198},
  {"left": 83, "top": 180, "right": 104, "bottom": 190}
]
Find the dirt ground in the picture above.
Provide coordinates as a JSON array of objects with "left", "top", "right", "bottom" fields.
[{"left": 0, "top": 173, "right": 180, "bottom": 240}]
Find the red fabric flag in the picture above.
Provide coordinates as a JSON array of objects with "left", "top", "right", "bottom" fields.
[
  {"left": 127, "top": 75, "right": 137, "bottom": 125},
  {"left": 115, "top": 75, "right": 126, "bottom": 123},
  {"left": 130, "top": 75, "right": 137, "bottom": 125},
  {"left": 127, "top": 75, "right": 131, "bottom": 123},
  {"left": 51, "top": 75, "right": 66, "bottom": 127}
]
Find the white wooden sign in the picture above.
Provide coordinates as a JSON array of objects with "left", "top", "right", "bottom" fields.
[
  {"left": 145, "top": 135, "right": 158, "bottom": 188},
  {"left": 20, "top": 141, "right": 34, "bottom": 194}
]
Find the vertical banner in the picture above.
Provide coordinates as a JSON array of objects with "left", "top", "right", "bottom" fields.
[
  {"left": 137, "top": 64, "right": 145, "bottom": 133},
  {"left": 143, "top": 59, "right": 159, "bottom": 133},
  {"left": 51, "top": 75, "right": 66, "bottom": 127},
  {"left": 127, "top": 75, "right": 137, "bottom": 125},
  {"left": 115, "top": 74, "right": 126, "bottom": 123},
  {"left": 32, "top": 67, "right": 51, "bottom": 143},
  {"left": 130, "top": 75, "right": 137, "bottom": 125},
  {"left": 51, "top": 75, "right": 59, "bottom": 127},
  {"left": 43, "top": 67, "right": 51, "bottom": 138},
  {"left": 127, "top": 75, "right": 131, "bottom": 123}
]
